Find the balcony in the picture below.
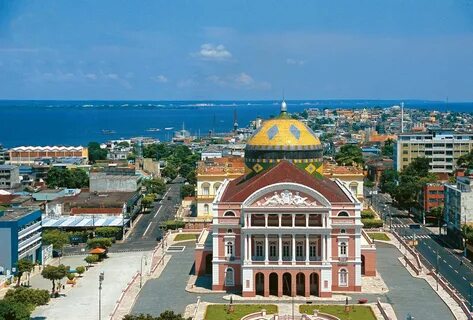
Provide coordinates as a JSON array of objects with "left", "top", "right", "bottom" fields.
[
  {"left": 18, "top": 232, "right": 41, "bottom": 252},
  {"left": 18, "top": 221, "right": 42, "bottom": 239}
]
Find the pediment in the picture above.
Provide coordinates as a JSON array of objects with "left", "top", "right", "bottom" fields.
[{"left": 251, "top": 189, "right": 319, "bottom": 208}]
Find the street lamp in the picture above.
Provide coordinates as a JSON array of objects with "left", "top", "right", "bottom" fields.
[
  {"left": 436, "top": 250, "right": 440, "bottom": 291},
  {"left": 140, "top": 255, "right": 148, "bottom": 288},
  {"left": 98, "top": 271, "right": 104, "bottom": 320}
]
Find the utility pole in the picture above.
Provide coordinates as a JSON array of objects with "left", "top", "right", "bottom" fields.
[{"left": 401, "top": 102, "right": 404, "bottom": 133}]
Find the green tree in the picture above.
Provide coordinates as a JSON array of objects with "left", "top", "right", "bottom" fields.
[
  {"left": 143, "top": 178, "right": 166, "bottom": 195},
  {"left": 45, "top": 167, "right": 89, "bottom": 188},
  {"left": 84, "top": 255, "right": 99, "bottom": 266},
  {"left": 458, "top": 151, "right": 473, "bottom": 169},
  {"left": 15, "top": 259, "right": 34, "bottom": 287},
  {"left": 181, "top": 184, "right": 195, "bottom": 198},
  {"left": 162, "top": 165, "right": 178, "bottom": 180},
  {"left": 94, "top": 227, "right": 121, "bottom": 239},
  {"left": 0, "top": 300, "right": 32, "bottom": 320},
  {"left": 379, "top": 169, "right": 398, "bottom": 195},
  {"left": 141, "top": 194, "right": 155, "bottom": 212},
  {"left": 403, "top": 157, "right": 430, "bottom": 178},
  {"left": 4, "top": 287, "right": 50, "bottom": 307},
  {"left": 41, "top": 265, "right": 69, "bottom": 295},
  {"left": 430, "top": 206, "right": 444, "bottom": 234},
  {"left": 88, "top": 141, "right": 108, "bottom": 163},
  {"left": 87, "top": 238, "right": 112, "bottom": 249},
  {"left": 42, "top": 229, "right": 70, "bottom": 253},
  {"left": 381, "top": 138, "right": 395, "bottom": 157},
  {"left": 335, "top": 144, "right": 364, "bottom": 166},
  {"left": 75, "top": 266, "right": 86, "bottom": 277}
]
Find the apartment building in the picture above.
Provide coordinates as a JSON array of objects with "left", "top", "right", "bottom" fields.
[
  {"left": 395, "top": 129, "right": 473, "bottom": 173},
  {"left": 0, "top": 165, "right": 20, "bottom": 190},
  {"left": 444, "top": 176, "right": 473, "bottom": 247}
]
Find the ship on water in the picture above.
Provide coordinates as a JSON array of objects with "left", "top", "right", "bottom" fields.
[
  {"left": 146, "top": 128, "right": 161, "bottom": 132},
  {"left": 101, "top": 129, "right": 116, "bottom": 134}
]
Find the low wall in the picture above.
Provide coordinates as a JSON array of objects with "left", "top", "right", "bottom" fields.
[
  {"left": 377, "top": 298, "right": 392, "bottom": 320},
  {"left": 430, "top": 270, "right": 473, "bottom": 318}
]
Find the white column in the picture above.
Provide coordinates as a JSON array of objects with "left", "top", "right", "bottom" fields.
[
  {"left": 292, "top": 234, "right": 296, "bottom": 262},
  {"left": 264, "top": 214, "right": 268, "bottom": 228},
  {"left": 264, "top": 234, "right": 269, "bottom": 263},
  {"left": 248, "top": 213, "right": 252, "bottom": 227},
  {"left": 278, "top": 214, "right": 282, "bottom": 227},
  {"left": 292, "top": 214, "right": 296, "bottom": 228},
  {"left": 322, "top": 235, "right": 326, "bottom": 261},
  {"left": 278, "top": 234, "right": 282, "bottom": 264},
  {"left": 306, "top": 213, "right": 309, "bottom": 227},
  {"left": 249, "top": 234, "right": 253, "bottom": 262},
  {"left": 305, "top": 234, "right": 310, "bottom": 262}
]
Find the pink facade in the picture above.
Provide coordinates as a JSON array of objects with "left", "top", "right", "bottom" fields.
[{"left": 194, "top": 161, "right": 377, "bottom": 297}]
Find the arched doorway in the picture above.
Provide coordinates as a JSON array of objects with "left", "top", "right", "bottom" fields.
[
  {"left": 255, "top": 273, "right": 264, "bottom": 296},
  {"left": 269, "top": 273, "right": 278, "bottom": 296},
  {"left": 205, "top": 254, "right": 212, "bottom": 274},
  {"left": 310, "top": 273, "right": 319, "bottom": 296},
  {"left": 282, "top": 272, "right": 292, "bottom": 296},
  {"left": 361, "top": 255, "right": 366, "bottom": 275},
  {"left": 296, "top": 273, "right": 305, "bottom": 296}
]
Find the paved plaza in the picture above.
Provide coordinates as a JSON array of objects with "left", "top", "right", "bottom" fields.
[{"left": 31, "top": 251, "right": 151, "bottom": 320}]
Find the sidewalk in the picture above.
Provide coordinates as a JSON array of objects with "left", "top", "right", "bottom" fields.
[{"left": 31, "top": 251, "right": 151, "bottom": 320}]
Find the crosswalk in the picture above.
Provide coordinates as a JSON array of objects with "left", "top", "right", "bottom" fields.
[
  {"left": 400, "top": 234, "right": 431, "bottom": 240},
  {"left": 391, "top": 224, "right": 408, "bottom": 228}
]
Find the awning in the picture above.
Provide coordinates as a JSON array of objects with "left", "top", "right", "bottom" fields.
[{"left": 89, "top": 248, "right": 106, "bottom": 254}]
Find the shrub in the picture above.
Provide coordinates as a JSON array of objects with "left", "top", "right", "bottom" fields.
[
  {"left": 362, "top": 219, "right": 384, "bottom": 229},
  {"left": 66, "top": 273, "right": 75, "bottom": 280},
  {"left": 361, "top": 210, "right": 375, "bottom": 219},
  {"left": 160, "top": 220, "right": 185, "bottom": 230},
  {"left": 0, "top": 300, "right": 32, "bottom": 320},
  {"left": 95, "top": 227, "right": 121, "bottom": 239},
  {"left": 4, "top": 287, "right": 50, "bottom": 306}
]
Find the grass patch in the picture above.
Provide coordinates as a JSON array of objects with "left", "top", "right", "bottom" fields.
[
  {"left": 299, "top": 305, "right": 376, "bottom": 320},
  {"left": 173, "top": 233, "right": 198, "bottom": 241},
  {"left": 205, "top": 304, "right": 277, "bottom": 320},
  {"left": 367, "top": 232, "right": 390, "bottom": 241}
]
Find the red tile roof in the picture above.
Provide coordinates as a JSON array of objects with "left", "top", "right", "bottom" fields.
[
  {"left": 70, "top": 207, "right": 123, "bottom": 215},
  {"left": 220, "top": 161, "right": 351, "bottom": 203}
]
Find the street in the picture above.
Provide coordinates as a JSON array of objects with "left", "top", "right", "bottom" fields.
[
  {"left": 368, "top": 188, "right": 473, "bottom": 310},
  {"left": 63, "top": 179, "right": 183, "bottom": 255}
]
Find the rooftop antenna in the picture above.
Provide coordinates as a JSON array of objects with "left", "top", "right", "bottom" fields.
[{"left": 401, "top": 101, "right": 404, "bottom": 133}]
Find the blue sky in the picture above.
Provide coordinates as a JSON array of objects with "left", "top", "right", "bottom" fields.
[{"left": 0, "top": 0, "right": 473, "bottom": 100}]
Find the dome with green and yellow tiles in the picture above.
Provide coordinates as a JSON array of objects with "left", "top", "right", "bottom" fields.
[{"left": 244, "top": 100, "right": 323, "bottom": 177}]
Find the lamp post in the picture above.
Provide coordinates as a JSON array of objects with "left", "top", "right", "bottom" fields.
[
  {"left": 140, "top": 255, "right": 148, "bottom": 288},
  {"left": 98, "top": 271, "right": 104, "bottom": 320}
]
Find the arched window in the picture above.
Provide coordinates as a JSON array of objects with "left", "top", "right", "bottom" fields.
[
  {"left": 213, "top": 182, "right": 222, "bottom": 194},
  {"left": 223, "top": 211, "right": 236, "bottom": 217},
  {"left": 225, "top": 267, "right": 234, "bottom": 286},
  {"left": 227, "top": 229, "right": 233, "bottom": 234},
  {"left": 340, "top": 229, "right": 346, "bottom": 234},
  {"left": 202, "top": 183, "right": 210, "bottom": 196},
  {"left": 203, "top": 204, "right": 209, "bottom": 214},
  {"left": 337, "top": 211, "right": 349, "bottom": 217},
  {"left": 225, "top": 241, "right": 234, "bottom": 257},
  {"left": 339, "top": 269, "right": 348, "bottom": 287},
  {"left": 339, "top": 242, "right": 347, "bottom": 256}
]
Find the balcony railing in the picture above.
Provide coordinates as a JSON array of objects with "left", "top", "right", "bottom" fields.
[
  {"left": 18, "top": 232, "right": 42, "bottom": 252},
  {"left": 18, "top": 221, "right": 42, "bottom": 239}
]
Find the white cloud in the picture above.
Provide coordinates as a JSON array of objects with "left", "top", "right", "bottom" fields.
[
  {"left": 26, "top": 70, "right": 132, "bottom": 89},
  {"left": 286, "top": 58, "right": 306, "bottom": 66},
  {"left": 194, "top": 43, "right": 232, "bottom": 61},
  {"left": 151, "top": 75, "right": 168, "bottom": 83},
  {"left": 207, "top": 72, "right": 271, "bottom": 90}
]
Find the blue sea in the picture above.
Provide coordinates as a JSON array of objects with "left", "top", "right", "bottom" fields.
[{"left": 0, "top": 100, "right": 472, "bottom": 147}]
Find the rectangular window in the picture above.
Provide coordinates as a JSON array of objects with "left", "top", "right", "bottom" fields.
[
  {"left": 269, "top": 244, "right": 277, "bottom": 257},
  {"left": 283, "top": 244, "right": 290, "bottom": 257},
  {"left": 296, "top": 243, "right": 304, "bottom": 257},
  {"left": 256, "top": 243, "right": 263, "bottom": 257}
]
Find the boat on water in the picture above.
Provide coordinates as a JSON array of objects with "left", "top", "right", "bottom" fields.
[
  {"left": 101, "top": 129, "right": 116, "bottom": 134},
  {"left": 146, "top": 128, "right": 161, "bottom": 132},
  {"left": 164, "top": 127, "right": 174, "bottom": 130}
]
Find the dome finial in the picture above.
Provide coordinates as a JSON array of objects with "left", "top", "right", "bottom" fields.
[{"left": 281, "top": 90, "right": 287, "bottom": 114}]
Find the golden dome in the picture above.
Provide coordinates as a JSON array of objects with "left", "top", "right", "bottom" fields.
[{"left": 247, "top": 111, "right": 321, "bottom": 150}]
